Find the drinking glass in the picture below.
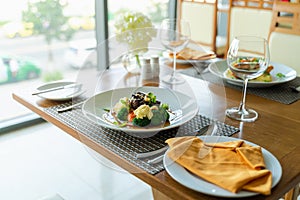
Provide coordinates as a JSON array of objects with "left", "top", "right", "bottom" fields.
[
  {"left": 226, "top": 36, "right": 270, "bottom": 122},
  {"left": 160, "top": 19, "right": 190, "bottom": 84}
]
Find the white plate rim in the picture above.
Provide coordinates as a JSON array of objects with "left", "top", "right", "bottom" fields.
[
  {"left": 36, "top": 81, "right": 85, "bottom": 101},
  {"left": 208, "top": 60, "right": 297, "bottom": 87},
  {"left": 163, "top": 136, "right": 282, "bottom": 198},
  {"left": 81, "top": 86, "right": 199, "bottom": 134}
]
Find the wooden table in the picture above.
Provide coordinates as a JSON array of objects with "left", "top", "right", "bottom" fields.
[{"left": 13, "top": 65, "right": 300, "bottom": 200}]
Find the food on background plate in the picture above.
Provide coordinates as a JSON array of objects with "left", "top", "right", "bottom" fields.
[
  {"left": 103, "top": 91, "right": 171, "bottom": 128},
  {"left": 169, "top": 47, "right": 215, "bottom": 60},
  {"left": 232, "top": 57, "right": 260, "bottom": 70},
  {"left": 226, "top": 65, "right": 274, "bottom": 82}
]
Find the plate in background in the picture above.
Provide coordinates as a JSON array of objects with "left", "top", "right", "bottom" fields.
[
  {"left": 36, "top": 81, "right": 85, "bottom": 101},
  {"left": 209, "top": 60, "right": 297, "bottom": 87}
]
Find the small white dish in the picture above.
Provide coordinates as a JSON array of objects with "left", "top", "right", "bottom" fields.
[
  {"left": 208, "top": 60, "right": 297, "bottom": 87},
  {"left": 163, "top": 136, "right": 282, "bottom": 198},
  {"left": 36, "top": 81, "right": 85, "bottom": 101},
  {"left": 82, "top": 87, "right": 198, "bottom": 137}
]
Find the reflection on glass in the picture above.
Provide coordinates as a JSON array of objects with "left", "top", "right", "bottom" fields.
[
  {"left": 225, "top": 36, "right": 270, "bottom": 122},
  {"left": 159, "top": 19, "right": 190, "bottom": 84}
]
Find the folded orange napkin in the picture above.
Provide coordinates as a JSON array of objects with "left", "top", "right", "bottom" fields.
[
  {"left": 169, "top": 48, "right": 216, "bottom": 60},
  {"left": 166, "top": 137, "right": 272, "bottom": 195}
]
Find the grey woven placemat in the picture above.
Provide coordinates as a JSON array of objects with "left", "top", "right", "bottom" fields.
[
  {"left": 44, "top": 101, "right": 239, "bottom": 175},
  {"left": 227, "top": 77, "right": 300, "bottom": 104},
  {"left": 181, "top": 66, "right": 300, "bottom": 105}
]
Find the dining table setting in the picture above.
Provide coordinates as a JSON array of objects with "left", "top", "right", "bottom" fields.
[{"left": 12, "top": 26, "right": 300, "bottom": 200}]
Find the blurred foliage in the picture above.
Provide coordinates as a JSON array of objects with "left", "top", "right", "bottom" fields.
[
  {"left": 146, "top": 0, "right": 168, "bottom": 23},
  {"left": 0, "top": 21, "right": 9, "bottom": 27},
  {"left": 22, "top": 0, "right": 75, "bottom": 65},
  {"left": 110, "top": 0, "right": 167, "bottom": 23},
  {"left": 42, "top": 70, "right": 63, "bottom": 82},
  {"left": 22, "top": 0, "right": 75, "bottom": 45}
]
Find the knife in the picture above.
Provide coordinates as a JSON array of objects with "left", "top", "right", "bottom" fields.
[
  {"left": 32, "top": 83, "right": 82, "bottom": 95},
  {"left": 290, "top": 85, "right": 300, "bottom": 93}
]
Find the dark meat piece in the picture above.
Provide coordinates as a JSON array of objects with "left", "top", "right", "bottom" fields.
[{"left": 129, "top": 92, "right": 147, "bottom": 110}]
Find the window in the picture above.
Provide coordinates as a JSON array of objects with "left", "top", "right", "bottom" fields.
[
  {"left": 0, "top": 0, "right": 171, "bottom": 129},
  {"left": 0, "top": 0, "right": 96, "bottom": 125},
  {"left": 107, "top": 0, "right": 169, "bottom": 32}
]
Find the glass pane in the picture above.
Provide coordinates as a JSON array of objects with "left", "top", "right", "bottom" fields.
[
  {"left": 108, "top": 0, "right": 169, "bottom": 34},
  {"left": 0, "top": 0, "right": 95, "bottom": 122},
  {"left": 107, "top": 0, "right": 169, "bottom": 69}
]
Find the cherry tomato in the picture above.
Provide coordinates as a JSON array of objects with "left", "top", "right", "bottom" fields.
[{"left": 128, "top": 112, "right": 135, "bottom": 122}]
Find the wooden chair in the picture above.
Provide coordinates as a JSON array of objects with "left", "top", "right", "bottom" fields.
[
  {"left": 226, "top": 0, "right": 274, "bottom": 56},
  {"left": 179, "top": 0, "right": 227, "bottom": 57},
  {"left": 268, "top": 1, "right": 300, "bottom": 75}
]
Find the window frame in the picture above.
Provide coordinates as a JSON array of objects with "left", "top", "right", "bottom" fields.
[{"left": 1, "top": 0, "right": 176, "bottom": 133}]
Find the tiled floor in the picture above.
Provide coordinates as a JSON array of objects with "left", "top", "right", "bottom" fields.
[{"left": 0, "top": 122, "right": 153, "bottom": 200}]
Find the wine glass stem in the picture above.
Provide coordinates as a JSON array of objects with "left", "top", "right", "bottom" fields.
[
  {"left": 238, "top": 78, "right": 249, "bottom": 112},
  {"left": 172, "top": 51, "right": 177, "bottom": 78}
]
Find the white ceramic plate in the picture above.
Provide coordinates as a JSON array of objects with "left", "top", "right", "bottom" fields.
[
  {"left": 163, "top": 136, "right": 282, "bottom": 198},
  {"left": 82, "top": 87, "right": 198, "bottom": 137},
  {"left": 208, "top": 60, "right": 297, "bottom": 87},
  {"left": 36, "top": 81, "right": 85, "bottom": 101}
]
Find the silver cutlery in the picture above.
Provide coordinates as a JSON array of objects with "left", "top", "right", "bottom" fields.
[
  {"left": 290, "top": 85, "right": 300, "bottom": 93},
  {"left": 57, "top": 101, "right": 85, "bottom": 113},
  {"left": 145, "top": 123, "right": 218, "bottom": 164},
  {"left": 136, "top": 125, "right": 209, "bottom": 163},
  {"left": 32, "top": 83, "right": 82, "bottom": 95}
]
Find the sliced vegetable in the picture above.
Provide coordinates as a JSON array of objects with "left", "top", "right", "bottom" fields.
[
  {"left": 117, "top": 107, "right": 129, "bottom": 121},
  {"left": 128, "top": 112, "right": 135, "bottom": 122}
]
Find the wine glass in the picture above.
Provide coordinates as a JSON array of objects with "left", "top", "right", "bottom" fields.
[
  {"left": 225, "top": 36, "right": 270, "bottom": 122},
  {"left": 160, "top": 19, "right": 190, "bottom": 84}
]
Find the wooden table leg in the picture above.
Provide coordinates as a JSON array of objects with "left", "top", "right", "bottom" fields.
[
  {"left": 152, "top": 188, "right": 173, "bottom": 200},
  {"left": 284, "top": 184, "right": 299, "bottom": 200}
]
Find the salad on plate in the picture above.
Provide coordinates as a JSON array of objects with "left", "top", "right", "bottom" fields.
[{"left": 103, "top": 91, "right": 172, "bottom": 128}]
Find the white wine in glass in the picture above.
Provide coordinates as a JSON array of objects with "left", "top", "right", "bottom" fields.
[
  {"left": 226, "top": 36, "right": 270, "bottom": 122},
  {"left": 160, "top": 19, "right": 190, "bottom": 84}
]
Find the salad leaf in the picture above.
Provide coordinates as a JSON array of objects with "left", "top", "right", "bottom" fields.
[{"left": 276, "top": 73, "right": 285, "bottom": 78}]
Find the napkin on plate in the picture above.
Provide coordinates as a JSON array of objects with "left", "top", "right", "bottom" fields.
[
  {"left": 165, "top": 137, "right": 272, "bottom": 195},
  {"left": 169, "top": 47, "right": 216, "bottom": 60}
]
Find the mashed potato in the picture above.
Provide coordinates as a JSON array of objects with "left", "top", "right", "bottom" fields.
[{"left": 134, "top": 105, "right": 153, "bottom": 119}]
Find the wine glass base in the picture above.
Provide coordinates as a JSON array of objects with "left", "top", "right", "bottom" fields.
[
  {"left": 225, "top": 107, "right": 258, "bottom": 122},
  {"left": 162, "top": 74, "right": 185, "bottom": 85}
]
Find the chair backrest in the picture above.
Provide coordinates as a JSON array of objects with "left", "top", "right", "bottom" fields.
[
  {"left": 268, "top": 1, "right": 300, "bottom": 75},
  {"left": 269, "top": 1, "right": 300, "bottom": 37},
  {"left": 179, "top": 0, "right": 218, "bottom": 54},
  {"left": 226, "top": 0, "right": 273, "bottom": 55}
]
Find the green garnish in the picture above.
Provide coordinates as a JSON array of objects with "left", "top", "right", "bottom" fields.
[
  {"left": 276, "top": 73, "right": 285, "bottom": 78},
  {"left": 113, "top": 121, "right": 127, "bottom": 127},
  {"left": 161, "top": 103, "right": 169, "bottom": 110},
  {"left": 120, "top": 99, "right": 127, "bottom": 105},
  {"left": 147, "top": 92, "right": 156, "bottom": 104},
  {"left": 103, "top": 108, "right": 110, "bottom": 112}
]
